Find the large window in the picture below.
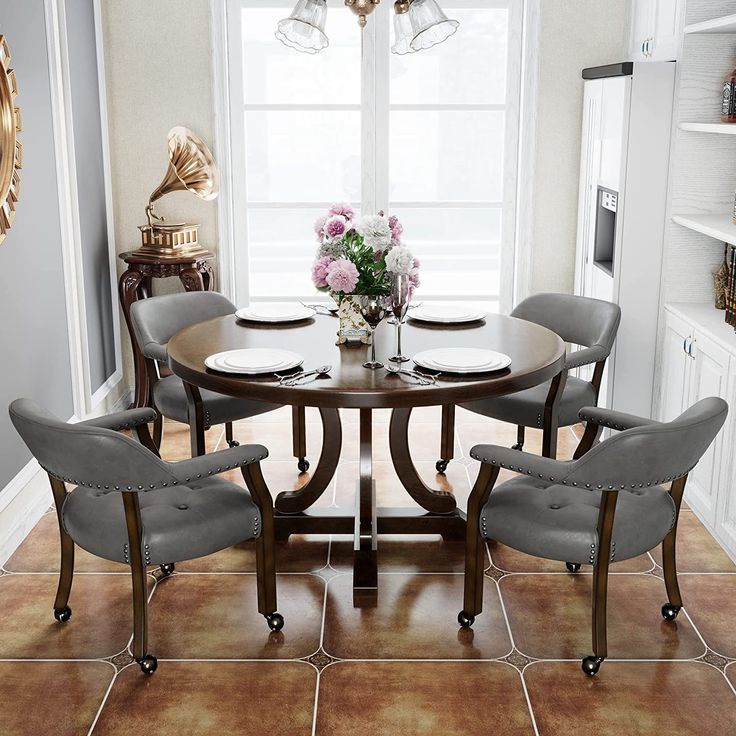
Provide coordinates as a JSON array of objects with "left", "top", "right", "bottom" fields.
[{"left": 230, "top": 0, "right": 521, "bottom": 308}]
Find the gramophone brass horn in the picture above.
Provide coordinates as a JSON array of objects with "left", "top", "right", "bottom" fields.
[{"left": 146, "top": 126, "right": 219, "bottom": 226}]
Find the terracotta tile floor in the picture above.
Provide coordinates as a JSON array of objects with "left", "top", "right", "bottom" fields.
[{"left": 1, "top": 411, "right": 735, "bottom": 735}]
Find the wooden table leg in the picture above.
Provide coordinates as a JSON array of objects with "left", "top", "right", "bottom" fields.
[
  {"left": 179, "top": 267, "right": 205, "bottom": 292},
  {"left": 275, "top": 408, "right": 342, "bottom": 514},
  {"left": 389, "top": 408, "right": 457, "bottom": 514},
  {"left": 119, "top": 266, "right": 149, "bottom": 409},
  {"left": 354, "top": 407, "right": 378, "bottom": 590}
]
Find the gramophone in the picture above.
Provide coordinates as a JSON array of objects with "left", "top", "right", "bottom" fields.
[{"left": 135, "top": 126, "right": 219, "bottom": 259}]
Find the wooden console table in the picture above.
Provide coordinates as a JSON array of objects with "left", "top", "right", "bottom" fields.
[{"left": 118, "top": 250, "right": 215, "bottom": 408}]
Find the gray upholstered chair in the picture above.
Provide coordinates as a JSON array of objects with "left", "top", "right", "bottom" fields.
[
  {"left": 458, "top": 397, "right": 727, "bottom": 676},
  {"left": 9, "top": 399, "right": 283, "bottom": 675},
  {"left": 130, "top": 291, "right": 310, "bottom": 468},
  {"left": 436, "top": 293, "right": 621, "bottom": 469}
]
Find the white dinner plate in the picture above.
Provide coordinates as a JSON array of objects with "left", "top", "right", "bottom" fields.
[
  {"left": 408, "top": 304, "right": 486, "bottom": 324},
  {"left": 205, "top": 348, "right": 303, "bottom": 375},
  {"left": 236, "top": 304, "right": 315, "bottom": 323},
  {"left": 413, "top": 348, "right": 511, "bottom": 374}
]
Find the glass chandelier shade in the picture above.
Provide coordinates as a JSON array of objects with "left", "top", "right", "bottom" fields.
[
  {"left": 275, "top": 0, "right": 329, "bottom": 55},
  {"left": 407, "top": 0, "right": 459, "bottom": 52},
  {"left": 391, "top": 5, "right": 416, "bottom": 55}
]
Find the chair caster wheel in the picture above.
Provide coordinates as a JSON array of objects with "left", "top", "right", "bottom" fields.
[
  {"left": 436, "top": 459, "right": 449, "bottom": 474},
  {"left": 457, "top": 611, "right": 475, "bottom": 628},
  {"left": 566, "top": 562, "right": 581, "bottom": 573},
  {"left": 297, "top": 458, "right": 310, "bottom": 473},
  {"left": 137, "top": 654, "right": 158, "bottom": 675},
  {"left": 159, "top": 563, "right": 175, "bottom": 577},
  {"left": 511, "top": 443, "right": 523, "bottom": 451},
  {"left": 581, "top": 656, "right": 604, "bottom": 676},
  {"left": 227, "top": 439, "right": 240, "bottom": 448},
  {"left": 53, "top": 606, "right": 72, "bottom": 623},
  {"left": 266, "top": 612, "right": 284, "bottom": 632},
  {"left": 661, "top": 603, "right": 681, "bottom": 621}
]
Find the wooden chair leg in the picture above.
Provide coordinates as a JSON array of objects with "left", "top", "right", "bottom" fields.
[
  {"left": 241, "top": 462, "right": 283, "bottom": 633},
  {"left": 459, "top": 464, "right": 500, "bottom": 627},
  {"left": 661, "top": 476, "right": 687, "bottom": 621},
  {"left": 292, "top": 406, "right": 309, "bottom": 473},
  {"left": 436, "top": 404, "right": 455, "bottom": 474},
  {"left": 122, "top": 493, "right": 157, "bottom": 674},
  {"left": 542, "top": 371, "right": 567, "bottom": 459},
  {"left": 183, "top": 382, "right": 206, "bottom": 457},
  {"left": 225, "top": 421, "right": 240, "bottom": 448},
  {"left": 49, "top": 477, "right": 74, "bottom": 622},
  {"left": 573, "top": 421, "right": 602, "bottom": 460},
  {"left": 512, "top": 425, "right": 525, "bottom": 451},
  {"left": 583, "top": 490, "right": 618, "bottom": 676},
  {"left": 152, "top": 411, "right": 163, "bottom": 451}
]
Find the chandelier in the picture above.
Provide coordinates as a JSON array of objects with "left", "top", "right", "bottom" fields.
[{"left": 275, "top": 0, "right": 459, "bottom": 55}]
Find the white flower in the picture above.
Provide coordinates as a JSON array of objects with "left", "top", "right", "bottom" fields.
[
  {"left": 385, "top": 245, "right": 415, "bottom": 275},
  {"left": 355, "top": 214, "right": 392, "bottom": 252}
]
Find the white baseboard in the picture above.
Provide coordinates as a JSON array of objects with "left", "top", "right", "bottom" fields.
[
  {"left": 0, "top": 462, "right": 51, "bottom": 568},
  {"left": 0, "top": 378, "right": 134, "bottom": 568}
]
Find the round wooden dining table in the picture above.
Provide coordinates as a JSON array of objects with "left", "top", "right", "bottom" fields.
[{"left": 167, "top": 312, "right": 566, "bottom": 593}]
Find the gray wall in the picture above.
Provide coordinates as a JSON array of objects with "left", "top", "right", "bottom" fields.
[
  {"left": 65, "top": 0, "right": 116, "bottom": 391},
  {"left": 0, "top": 0, "right": 75, "bottom": 488}
]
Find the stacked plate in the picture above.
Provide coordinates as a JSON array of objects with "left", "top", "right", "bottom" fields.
[
  {"left": 235, "top": 304, "right": 315, "bottom": 323},
  {"left": 413, "top": 348, "right": 511, "bottom": 375},
  {"left": 205, "top": 348, "right": 303, "bottom": 375},
  {"left": 409, "top": 304, "right": 486, "bottom": 324}
]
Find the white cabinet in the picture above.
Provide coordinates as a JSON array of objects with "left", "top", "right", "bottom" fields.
[
  {"left": 627, "top": 0, "right": 683, "bottom": 61},
  {"left": 659, "top": 305, "right": 734, "bottom": 556}
]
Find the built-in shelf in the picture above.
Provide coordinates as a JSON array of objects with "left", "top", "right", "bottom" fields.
[
  {"left": 673, "top": 213, "right": 736, "bottom": 245},
  {"left": 666, "top": 302, "right": 736, "bottom": 353},
  {"left": 685, "top": 14, "right": 736, "bottom": 35},
  {"left": 679, "top": 122, "right": 736, "bottom": 134}
]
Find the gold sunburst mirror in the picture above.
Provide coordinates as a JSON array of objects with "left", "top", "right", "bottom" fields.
[{"left": 0, "top": 34, "right": 21, "bottom": 246}]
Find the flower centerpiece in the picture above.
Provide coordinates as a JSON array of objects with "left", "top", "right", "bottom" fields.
[{"left": 311, "top": 203, "right": 420, "bottom": 343}]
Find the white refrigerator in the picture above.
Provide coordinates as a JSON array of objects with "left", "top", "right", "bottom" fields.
[{"left": 574, "top": 61, "right": 676, "bottom": 418}]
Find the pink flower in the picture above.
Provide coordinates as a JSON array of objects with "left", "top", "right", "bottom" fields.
[
  {"left": 324, "top": 215, "right": 347, "bottom": 240},
  {"left": 329, "top": 202, "right": 355, "bottom": 220},
  {"left": 388, "top": 214, "right": 403, "bottom": 243},
  {"left": 325, "top": 258, "right": 360, "bottom": 294},
  {"left": 314, "top": 215, "right": 327, "bottom": 242},
  {"left": 409, "top": 257, "right": 421, "bottom": 295},
  {"left": 311, "top": 256, "right": 333, "bottom": 289}
]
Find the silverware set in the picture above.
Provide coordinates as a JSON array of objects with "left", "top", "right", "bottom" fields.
[
  {"left": 385, "top": 364, "right": 436, "bottom": 385},
  {"left": 279, "top": 364, "right": 332, "bottom": 386}
]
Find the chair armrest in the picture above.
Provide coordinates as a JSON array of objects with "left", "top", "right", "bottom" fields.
[
  {"left": 141, "top": 341, "right": 168, "bottom": 363},
  {"left": 168, "top": 444, "right": 269, "bottom": 482},
  {"left": 577, "top": 406, "right": 660, "bottom": 432},
  {"left": 565, "top": 345, "right": 608, "bottom": 370},
  {"left": 469, "top": 444, "right": 575, "bottom": 482},
  {"left": 76, "top": 408, "right": 157, "bottom": 432}
]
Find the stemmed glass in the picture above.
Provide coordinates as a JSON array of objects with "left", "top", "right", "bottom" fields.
[
  {"left": 357, "top": 295, "right": 388, "bottom": 370},
  {"left": 388, "top": 273, "right": 411, "bottom": 363}
]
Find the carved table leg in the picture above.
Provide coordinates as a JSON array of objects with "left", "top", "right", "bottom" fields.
[
  {"left": 179, "top": 267, "right": 205, "bottom": 292},
  {"left": 201, "top": 261, "right": 216, "bottom": 291},
  {"left": 354, "top": 408, "right": 378, "bottom": 590},
  {"left": 275, "top": 408, "right": 342, "bottom": 514},
  {"left": 389, "top": 408, "right": 457, "bottom": 514},
  {"left": 119, "top": 266, "right": 149, "bottom": 408}
]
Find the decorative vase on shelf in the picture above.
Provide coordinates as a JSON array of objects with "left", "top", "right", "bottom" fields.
[
  {"left": 715, "top": 244, "right": 730, "bottom": 310},
  {"left": 336, "top": 295, "right": 371, "bottom": 345}
]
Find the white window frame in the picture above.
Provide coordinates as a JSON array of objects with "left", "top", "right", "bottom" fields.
[{"left": 215, "top": 0, "right": 526, "bottom": 311}]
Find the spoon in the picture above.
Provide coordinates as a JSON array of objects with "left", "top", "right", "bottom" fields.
[
  {"left": 280, "top": 364, "right": 332, "bottom": 386},
  {"left": 385, "top": 365, "right": 435, "bottom": 385}
]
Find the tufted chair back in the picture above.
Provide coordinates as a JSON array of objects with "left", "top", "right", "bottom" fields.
[
  {"left": 511, "top": 293, "right": 621, "bottom": 355},
  {"left": 130, "top": 291, "right": 236, "bottom": 362},
  {"left": 9, "top": 399, "right": 178, "bottom": 492},
  {"left": 565, "top": 397, "right": 728, "bottom": 491}
]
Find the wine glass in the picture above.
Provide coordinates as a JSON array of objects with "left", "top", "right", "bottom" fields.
[
  {"left": 388, "top": 273, "right": 411, "bottom": 363},
  {"left": 357, "top": 295, "right": 388, "bottom": 370}
]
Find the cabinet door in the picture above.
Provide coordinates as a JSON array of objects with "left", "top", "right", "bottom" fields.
[
  {"left": 658, "top": 311, "right": 692, "bottom": 422},
  {"left": 685, "top": 332, "right": 729, "bottom": 526},
  {"left": 716, "top": 356, "right": 736, "bottom": 559},
  {"left": 650, "top": 0, "right": 683, "bottom": 61},
  {"left": 627, "top": 0, "right": 654, "bottom": 60}
]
